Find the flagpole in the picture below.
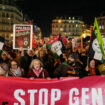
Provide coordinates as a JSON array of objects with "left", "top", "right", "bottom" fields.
[{"left": 86, "top": 27, "right": 93, "bottom": 72}]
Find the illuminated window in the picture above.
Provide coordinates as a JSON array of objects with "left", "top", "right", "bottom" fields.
[
  {"left": 73, "top": 17, "right": 75, "bottom": 19},
  {"left": 69, "top": 17, "right": 71, "bottom": 19},
  {"left": 69, "top": 20, "right": 71, "bottom": 23},
  {"left": 60, "top": 28, "right": 63, "bottom": 31}
]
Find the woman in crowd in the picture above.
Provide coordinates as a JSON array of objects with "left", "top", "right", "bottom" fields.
[
  {"left": 27, "top": 59, "right": 50, "bottom": 79},
  {"left": 0, "top": 51, "right": 9, "bottom": 64},
  {"left": 0, "top": 63, "right": 9, "bottom": 77},
  {"left": 8, "top": 60, "right": 24, "bottom": 77},
  {"left": 85, "top": 58, "right": 100, "bottom": 76}
]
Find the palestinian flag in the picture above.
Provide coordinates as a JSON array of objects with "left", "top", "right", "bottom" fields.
[
  {"left": 88, "top": 18, "right": 104, "bottom": 60},
  {"left": 47, "top": 33, "right": 65, "bottom": 58},
  {"left": 94, "top": 17, "right": 105, "bottom": 57}
]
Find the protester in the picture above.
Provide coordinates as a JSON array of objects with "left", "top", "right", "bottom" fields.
[
  {"left": 0, "top": 33, "right": 103, "bottom": 80},
  {"left": 67, "top": 53, "right": 84, "bottom": 78},
  {"left": 0, "top": 51, "right": 10, "bottom": 64},
  {"left": 0, "top": 63, "right": 9, "bottom": 77},
  {"left": 27, "top": 59, "right": 50, "bottom": 79},
  {"left": 20, "top": 49, "right": 37, "bottom": 77},
  {"left": 53, "top": 62, "right": 69, "bottom": 78},
  {"left": 80, "top": 48, "right": 87, "bottom": 69},
  {"left": 98, "top": 61, "right": 105, "bottom": 75},
  {"left": 8, "top": 60, "right": 24, "bottom": 77},
  {"left": 85, "top": 58, "right": 100, "bottom": 76}
]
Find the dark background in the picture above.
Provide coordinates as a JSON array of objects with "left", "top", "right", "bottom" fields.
[{"left": 16, "top": 0, "right": 105, "bottom": 36}]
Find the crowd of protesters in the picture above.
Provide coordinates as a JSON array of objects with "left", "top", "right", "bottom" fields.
[{"left": 0, "top": 42, "right": 104, "bottom": 80}]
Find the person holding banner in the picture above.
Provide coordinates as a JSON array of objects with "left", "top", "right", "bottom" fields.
[
  {"left": 85, "top": 58, "right": 100, "bottom": 76},
  {"left": 67, "top": 53, "right": 84, "bottom": 78},
  {"left": 0, "top": 63, "right": 9, "bottom": 77},
  {"left": 27, "top": 59, "right": 50, "bottom": 79},
  {"left": 8, "top": 60, "right": 24, "bottom": 77}
]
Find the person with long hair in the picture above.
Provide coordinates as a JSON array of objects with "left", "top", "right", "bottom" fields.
[{"left": 85, "top": 59, "right": 100, "bottom": 76}]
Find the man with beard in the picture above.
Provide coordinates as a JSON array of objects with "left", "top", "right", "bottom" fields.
[
  {"left": 67, "top": 53, "right": 84, "bottom": 78},
  {"left": 53, "top": 53, "right": 84, "bottom": 78}
]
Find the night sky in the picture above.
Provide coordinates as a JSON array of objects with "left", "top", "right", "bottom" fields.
[{"left": 16, "top": 0, "right": 105, "bottom": 36}]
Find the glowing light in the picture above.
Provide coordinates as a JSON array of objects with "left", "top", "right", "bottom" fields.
[
  {"left": 82, "top": 34, "right": 86, "bottom": 38},
  {"left": 58, "top": 20, "right": 62, "bottom": 23}
]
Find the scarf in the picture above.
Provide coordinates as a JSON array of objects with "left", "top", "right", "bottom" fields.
[
  {"left": 10, "top": 67, "right": 22, "bottom": 77},
  {"left": 33, "top": 67, "right": 43, "bottom": 77}
]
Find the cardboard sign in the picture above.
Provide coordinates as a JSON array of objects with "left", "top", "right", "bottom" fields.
[{"left": 13, "top": 24, "right": 33, "bottom": 50}]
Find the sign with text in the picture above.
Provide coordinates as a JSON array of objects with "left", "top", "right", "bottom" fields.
[
  {"left": 0, "top": 76, "right": 105, "bottom": 105},
  {"left": 13, "top": 24, "right": 32, "bottom": 50}
]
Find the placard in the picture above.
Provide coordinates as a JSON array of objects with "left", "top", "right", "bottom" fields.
[{"left": 13, "top": 24, "right": 32, "bottom": 50}]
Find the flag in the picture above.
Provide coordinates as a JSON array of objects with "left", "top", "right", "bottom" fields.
[
  {"left": 29, "top": 20, "right": 37, "bottom": 48},
  {"left": 58, "top": 34, "right": 66, "bottom": 53},
  {"left": 88, "top": 28, "right": 98, "bottom": 59},
  {"left": 94, "top": 17, "right": 105, "bottom": 57},
  {"left": 61, "top": 35, "right": 67, "bottom": 45},
  {"left": 88, "top": 18, "right": 104, "bottom": 60},
  {"left": 47, "top": 33, "right": 65, "bottom": 58}
]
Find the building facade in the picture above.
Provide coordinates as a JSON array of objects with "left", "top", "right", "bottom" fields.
[
  {"left": 0, "top": 0, "right": 23, "bottom": 42},
  {"left": 97, "top": 16, "right": 105, "bottom": 37},
  {"left": 52, "top": 17, "right": 86, "bottom": 38}
]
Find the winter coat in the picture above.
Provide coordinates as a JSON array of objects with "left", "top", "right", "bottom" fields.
[{"left": 27, "top": 69, "right": 49, "bottom": 78}]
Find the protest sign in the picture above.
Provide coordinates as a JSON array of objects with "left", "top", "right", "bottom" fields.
[{"left": 13, "top": 24, "right": 32, "bottom": 50}]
